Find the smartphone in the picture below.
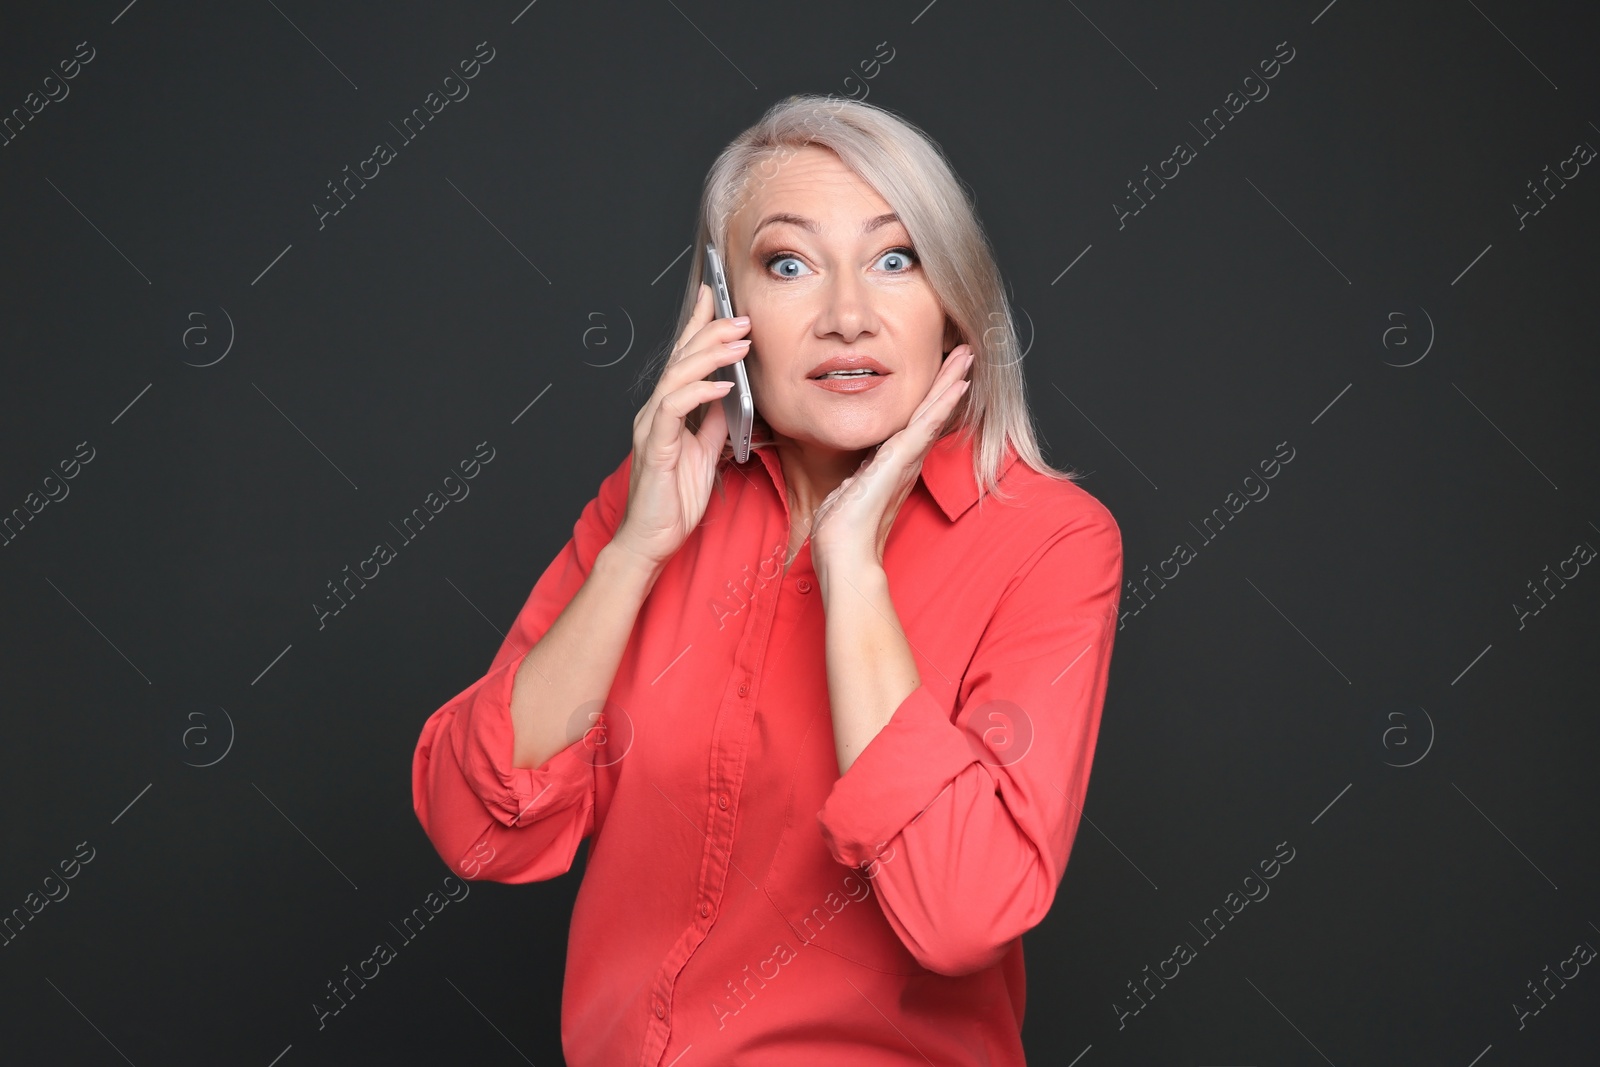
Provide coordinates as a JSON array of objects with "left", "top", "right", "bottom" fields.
[{"left": 703, "top": 243, "right": 754, "bottom": 463}]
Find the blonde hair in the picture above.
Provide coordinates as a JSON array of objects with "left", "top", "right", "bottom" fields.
[{"left": 631, "top": 93, "right": 1081, "bottom": 503}]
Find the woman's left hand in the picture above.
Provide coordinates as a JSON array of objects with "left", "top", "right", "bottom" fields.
[{"left": 810, "top": 344, "right": 975, "bottom": 589}]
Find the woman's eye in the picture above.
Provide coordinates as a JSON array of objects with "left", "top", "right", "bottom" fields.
[
  {"left": 762, "top": 247, "right": 918, "bottom": 278},
  {"left": 764, "top": 254, "right": 811, "bottom": 279},
  {"left": 875, "top": 247, "right": 918, "bottom": 272}
]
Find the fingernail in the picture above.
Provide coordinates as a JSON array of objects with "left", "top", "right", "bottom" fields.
[{"left": 732, "top": 316, "right": 750, "bottom": 326}]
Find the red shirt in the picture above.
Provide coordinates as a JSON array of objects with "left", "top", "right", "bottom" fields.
[{"left": 411, "top": 427, "right": 1123, "bottom": 1066}]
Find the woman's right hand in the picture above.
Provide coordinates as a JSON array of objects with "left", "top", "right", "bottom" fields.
[{"left": 610, "top": 282, "right": 751, "bottom": 569}]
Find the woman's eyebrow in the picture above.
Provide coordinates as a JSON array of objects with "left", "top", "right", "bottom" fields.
[{"left": 751, "top": 211, "right": 902, "bottom": 239}]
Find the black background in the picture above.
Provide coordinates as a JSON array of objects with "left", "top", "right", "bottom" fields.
[{"left": 2, "top": 1, "right": 1597, "bottom": 1063}]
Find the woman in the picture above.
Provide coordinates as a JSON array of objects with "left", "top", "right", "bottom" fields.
[{"left": 412, "top": 94, "right": 1123, "bottom": 1065}]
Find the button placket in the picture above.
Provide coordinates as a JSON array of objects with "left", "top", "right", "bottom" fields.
[{"left": 659, "top": 525, "right": 784, "bottom": 1043}]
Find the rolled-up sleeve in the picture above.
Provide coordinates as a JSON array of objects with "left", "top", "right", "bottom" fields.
[
  {"left": 816, "top": 506, "right": 1122, "bottom": 975},
  {"left": 411, "top": 451, "right": 633, "bottom": 884}
]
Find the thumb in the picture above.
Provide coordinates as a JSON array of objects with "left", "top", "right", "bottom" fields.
[{"left": 694, "top": 388, "right": 729, "bottom": 454}]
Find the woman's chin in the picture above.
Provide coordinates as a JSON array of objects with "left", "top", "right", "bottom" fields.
[
  {"left": 765, "top": 394, "right": 919, "bottom": 452},
  {"left": 797, "top": 419, "right": 905, "bottom": 454}
]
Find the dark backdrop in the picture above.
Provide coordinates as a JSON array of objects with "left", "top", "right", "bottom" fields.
[{"left": 3, "top": 1, "right": 1596, "bottom": 1063}]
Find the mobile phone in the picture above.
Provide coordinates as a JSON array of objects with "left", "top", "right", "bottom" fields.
[{"left": 703, "top": 243, "right": 754, "bottom": 463}]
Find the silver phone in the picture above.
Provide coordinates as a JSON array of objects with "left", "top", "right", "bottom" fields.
[{"left": 703, "top": 243, "right": 754, "bottom": 463}]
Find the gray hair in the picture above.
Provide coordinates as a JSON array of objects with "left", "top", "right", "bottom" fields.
[{"left": 632, "top": 93, "right": 1081, "bottom": 503}]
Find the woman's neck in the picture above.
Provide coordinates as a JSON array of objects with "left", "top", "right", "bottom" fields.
[{"left": 773, "top": 433, "right": 872, "bottom": 541}]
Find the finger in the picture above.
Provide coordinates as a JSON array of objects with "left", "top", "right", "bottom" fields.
[
  {"left": 669, "top": 284, "right": 742, "bottom": 369},
  {"left": 640, "top": 286, "right": 714, "bottom": 437},
  {"left": 928, "top": 365, "right": 972, "bottom": 415},
  {"left": 672, "top": 283, "right": 713, "bottom": 354},
  {"left": 826, "top": 348, "right": 971, "bottom": 534},
  {"left": 660, "top": 334, "right": 751, "bottom": 400},
  {"left": 863, "top": 363, "right": 969, "bottom": 495},
  {"left": 908, "top": 345, "right": 973, "bottom": 425},
  {"left": 935, "top": 343, "right": 975, "bottom": 393},
  {"left": 918, "top": 377, "right": 971, "bottom": 439},
  {"left": 648, "top": 379, "right": 735, "bottom": 458},
  {"left": 693, "top": 381, "right": 730, "bottom": 453},
  {"left": 648, "top": 287, "right": 746, "bottom": 434}
]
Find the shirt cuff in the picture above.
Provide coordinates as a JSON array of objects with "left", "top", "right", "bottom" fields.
[
  {"left": 455, "top": 652, "right": 595, "bottom": 829},
  {"left": 815, "top": 683, "right": 980, "bottom": 869}
]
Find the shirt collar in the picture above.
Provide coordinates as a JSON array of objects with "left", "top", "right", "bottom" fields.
[{"left": 746, "top": 428, "right": 1020, "bottom": 523}]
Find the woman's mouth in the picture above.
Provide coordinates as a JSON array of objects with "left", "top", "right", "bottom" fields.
[{"left": 810, "top": 369, "right": 887, "bottom": 393}]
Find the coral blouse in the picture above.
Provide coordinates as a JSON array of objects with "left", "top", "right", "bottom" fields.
[{"left": 411, "top": 427, "right": 1122, "bottom": 1066}]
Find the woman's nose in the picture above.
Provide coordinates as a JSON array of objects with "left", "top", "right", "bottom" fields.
[{"left": 815, "top": 269, "right": 878, "bottom": 342}]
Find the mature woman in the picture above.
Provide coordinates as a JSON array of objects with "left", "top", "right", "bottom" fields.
[{"left": 412, "top": 95, "right": 1123, "bottom": 1065}]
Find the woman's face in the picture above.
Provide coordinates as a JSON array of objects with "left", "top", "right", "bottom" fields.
[{"left": 724, "top": 145, "right": 957, "bottom": 454}]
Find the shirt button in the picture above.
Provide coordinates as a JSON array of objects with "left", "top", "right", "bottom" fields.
[
  {"left": 738, "top": 682, "right": 749, "bottom": 696},
  {"left": 717, "top": 793, "right": 728, "bottom": 810},
  {"left": 700, "top": 902, "right": 711, "bottom": 917},
  {"left": 796, "top": 578, "right": 812, "bottom": 593},
  {"left": 653, "top": 997, "right": 665, "bottom": 1019}
]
